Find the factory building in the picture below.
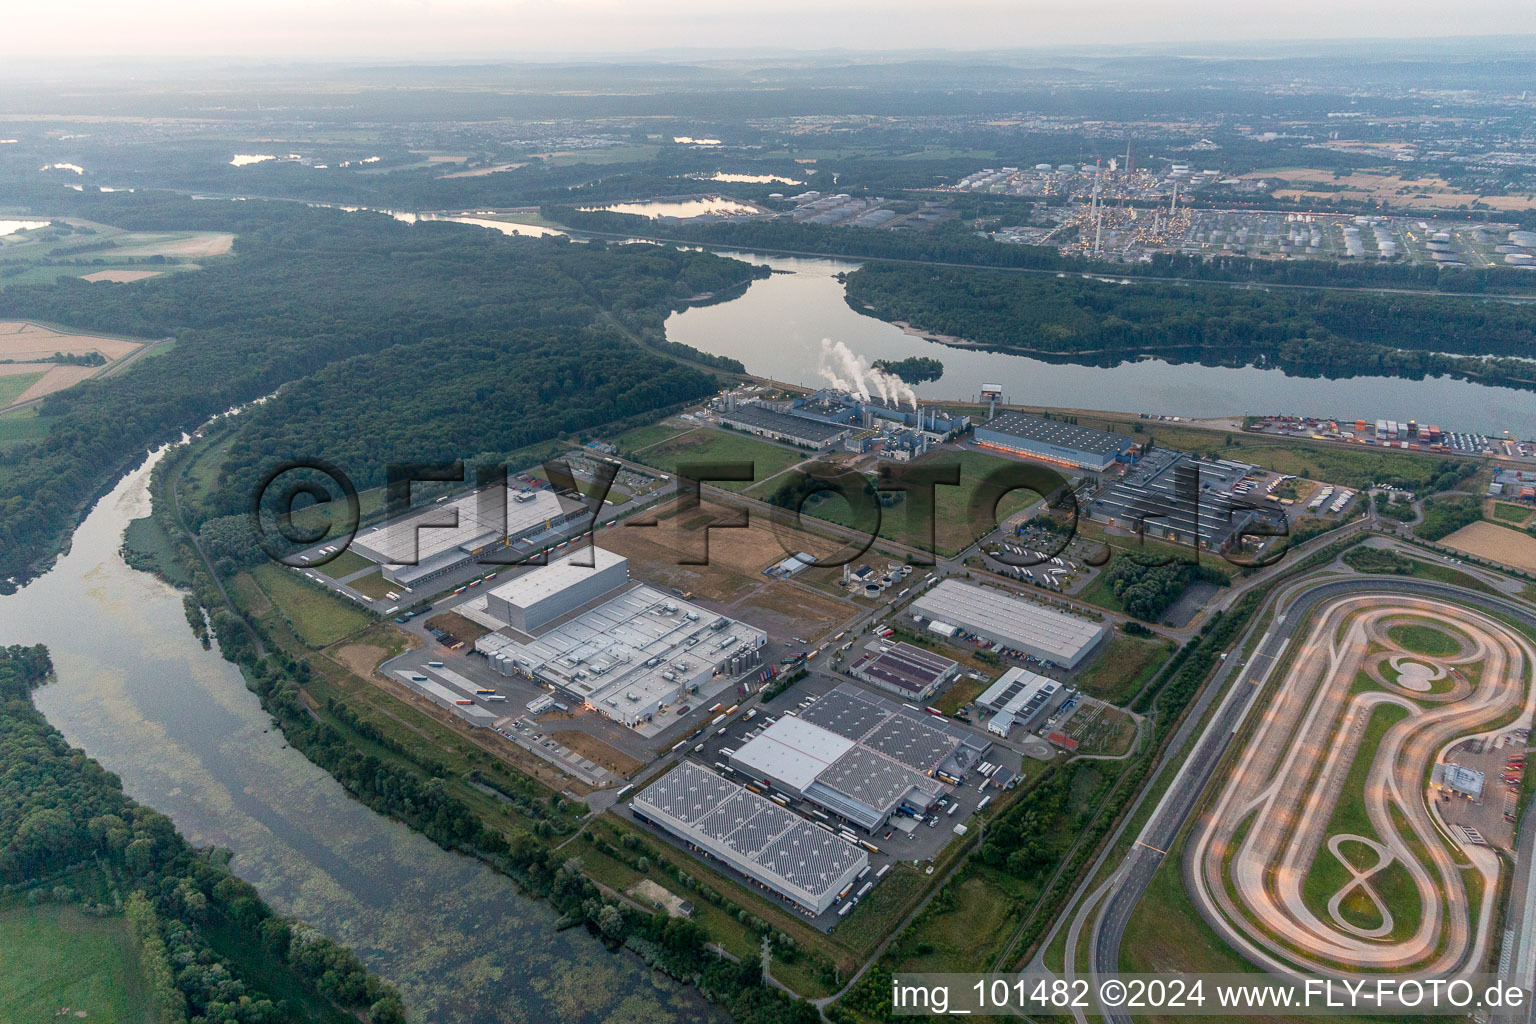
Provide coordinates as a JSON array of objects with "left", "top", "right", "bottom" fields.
[
  {"left": 485, "top": 546, "right": 631, "bottom": 631},
  {"left": 632, "top": 761, "right": 867, "bottom": 915},
  {"left": 973, "top": 412, "right": 1138, "bottom": 472},
  {"left": 846, "top": 642, "right": 959, "bottom": 702},
  {"left": 728, "top": 684, "right": 988, "bottom": 831},
  {"left": 474, "top": 550, "right": 766, "bottom": 728},
  {"left": 975, "top": 667, "right": 1061, "bottom": 737},
  {"left": 790, "top": 389, "right": 971, "bottom": 440},
  {"left": 350, "top": 485, "right": 587, "bottom": 588},
  {"left": 1087, "top": 449, "right": 1279, "bottom": 553},
  {"left": 910, "top": 580, "right": 1107, "bottom": 671},
  {"left": 718, "top": 404, "right": 853, "bottom": 450}
]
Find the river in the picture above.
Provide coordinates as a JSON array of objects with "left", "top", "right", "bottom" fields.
[
  {"left": 0, "top": 451, "right": 718, "bottom": 1024},
  {"left": 663, "top": 252, "right": 1536, "bottom": 436}
]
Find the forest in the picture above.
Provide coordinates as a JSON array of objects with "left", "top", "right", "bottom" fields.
[
  {"left": 0, "top": 644, "right": 406, "bottom": 1023},
  {"left": 0, "top": 188, "right": 763, "bottom": 588},
  {"left": 840, "top": 262, "right": 1536, "bottom": 389}
]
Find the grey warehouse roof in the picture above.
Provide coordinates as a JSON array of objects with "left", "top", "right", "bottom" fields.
[
  {"left": 980, "top": 412, "right": 1136, "bottom": 459},
  {"left": 719, "top": 405, "right": 851, "bottom": 443},
  {"left": 912, "top": 579, "right": 1105, "bottom": 664},
  {"left": 634, "top": 762, "right": 866, "bottom": 908}
]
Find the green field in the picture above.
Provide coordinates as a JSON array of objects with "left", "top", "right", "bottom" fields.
[
  {"left": 1074, "top": 632, "right": 1175, "bottom": 705},
  {"left": 122, "top": 513, "right": 195, "bottom": 588},
  {"left": 315, "top": 548, "right": 374, "bottom": 579},
  {"left": 0, "top": 903, "right": 151, "bottom": 1024},
  {"left": 0, "top": 407, "right": 54, "bottom": 451},
  {"left": 1492, "top": 501, "right": 1534, "bottom": 524},
  {"left": 250, "top": 563, "right": 373, "bottom": 647},
  {"left": 1387, "top": 622, "right": 1464, "bottom": 658},
  {"left": 624, "top": 425, "right": 805, "bottom": 491},
  {"left": 0, "top": 369, "right": 45, "bottom": 407}
]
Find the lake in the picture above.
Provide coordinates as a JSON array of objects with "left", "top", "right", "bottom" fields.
[
  {"left": 664, "top": 251, "right": 1536, "bottom": 436},
  {"left": 0, "top": 219, "right": 49, "bottom": 236},
  {"left": 0, "top": 450, "right": 719, "bottom": 1024}
]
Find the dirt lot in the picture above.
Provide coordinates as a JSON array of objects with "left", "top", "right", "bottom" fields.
[
  {"left": 1442, "top": 520, "right": 1536, "bottom": 573},
  {"left": 108, "top": 232, "right": 234, "bottom": 258},
  {"left": 79, "top": 269, "right": 163, "bottom": 283},
  {"left": 549, "top": 729, "right": 645, "bottom": 776},
  {"left": 425, "top": 610, "right": 493, "bottom": 643},
  {"left": 331, "top": 642, "right": 390, "bottom": 680},
  {"left": 593, "top": 501, "right": 859, "bottom": 641}
]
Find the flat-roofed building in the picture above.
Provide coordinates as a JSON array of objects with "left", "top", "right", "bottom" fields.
[
  {"left": 476, "top": 570, "right": 766, "bottom": 730},
  {"left": 351, "top": 486, "right": 586, "bottom": 588},
  {"left": 718, "top": 405, "right": 852, "bottom": 450},
  {"left": 974, "top": 412, "right": 1137, "bottom": 472},
  {"left": 910, "top": 579, "right": 1106, "bottom": 671},
  {"left": 632, "top": 762, "right": 867, "bottom": 915},
  {"left": 976, "top": 666, "right": 1061, "bottom": 737},
  {"left": 484, "top": 547, "right": 630, "bottom": 632},
  {"left": 728, "top": 684, "right": 989, "bottom": 831},
  {"left": 847, "top": 642, "right": 959, "bottom": 702}
]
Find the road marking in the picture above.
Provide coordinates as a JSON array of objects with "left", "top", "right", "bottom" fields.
[{"left": 1134, "top": 840, "right": 1168, "bottom": 855}]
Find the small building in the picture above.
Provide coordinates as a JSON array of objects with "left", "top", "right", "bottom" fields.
[
  {"left": 847, "top": 642, "right": 959, "bottom": 702},
  {"left": 1432, "top": 762, "right": 1484, "bottom": 801},
  {"left": 975, "top": 667, "right": 1060, "bottom": 737}
]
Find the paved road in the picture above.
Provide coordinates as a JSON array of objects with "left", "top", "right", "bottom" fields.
[{"left": 1085, "top": 576, "right": 1536, "bottom": 1024}]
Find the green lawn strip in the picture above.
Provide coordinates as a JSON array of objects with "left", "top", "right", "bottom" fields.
[
  {"left": 1074, "top": 632, "right": 1176, "bottom": 706},
  {"left": 0, "top": 902, "right": 151, "bottom": 1024},
  {"left": 315, "top": 548, "right": 374, "bottom": 579},
  {"left": 346, "top": 571, "right": 397, "bottom": 600},
  {"left": 1386, "top": 622, "right": 1464, "bottom": 658},
  {"left": 250, "top": 563, "right": 374, "bottom": 648}
]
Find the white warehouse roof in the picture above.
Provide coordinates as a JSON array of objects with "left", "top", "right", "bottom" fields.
[
  {"left": 911, "top": 579, "right": 1106, "bottom": 667},
  {"left": 485, "top": 545, "right": 627, "bottom": 612},
  {"left": 353, "top": 486, "right": 570, "bottom": 565},
  {"left": 730, "top": 715, "right": 856, "bottom": 793}
]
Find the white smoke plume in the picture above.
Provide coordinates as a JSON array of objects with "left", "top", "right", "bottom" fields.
[{"left": 816, "top": 339, "right": 918, "bottom": 409}]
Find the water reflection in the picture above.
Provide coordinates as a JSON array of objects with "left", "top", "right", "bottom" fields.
[
  {"left": 664, "top": 251, "right": 1536, "bottom": 435},
  {"left": 0, "top": 454, "right": 718, "bottom": 1024}
]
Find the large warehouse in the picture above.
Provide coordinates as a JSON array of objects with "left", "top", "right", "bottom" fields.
[
  {"left": 974, "top": 412, "right": 1137, "bottom": 472},
  {"left": 632, "top": 761, "right": 867, "bottom": 915},
  {"left": 485, "top": 546, "right": 631, "bottom": 631},
  {"left": 475, "top": 551, "right": 766, "bottom": 730},
  {"left": 910, "top": 579, "right": 1107, "bottom": 670},
  {"left": 717, "top": 404, "right": 853, "bottom": 450},
  {"left": 728, "top": 684, "right": 989, "bottom": 831},
  {"left": 846, "top": 641, "right": 959, "bottom": 702},
  {"left": 350, "top": 485, "right": 586, "bottom": 588}
]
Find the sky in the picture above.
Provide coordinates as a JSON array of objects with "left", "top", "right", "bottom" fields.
[{"left": 9, "top": 0, "right": 1536, "bottom": 59}]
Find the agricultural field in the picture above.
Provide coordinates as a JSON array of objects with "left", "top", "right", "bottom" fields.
[
  {"left": 0, "top": 320, "right": 146, "bottom": 410},
  {"left": 0, "top": 218, "right": 233, "bottom": 287},
  {"left": 0, "top": 903, "right": 151, "bottom": 1024},
  {"left": 1243, "top": 167, "right": 1536, "bottom": 212}
]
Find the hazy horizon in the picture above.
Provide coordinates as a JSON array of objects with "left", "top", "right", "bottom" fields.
[{"left": 10, "top": 1, "right": 1536, "bottom": 61}]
